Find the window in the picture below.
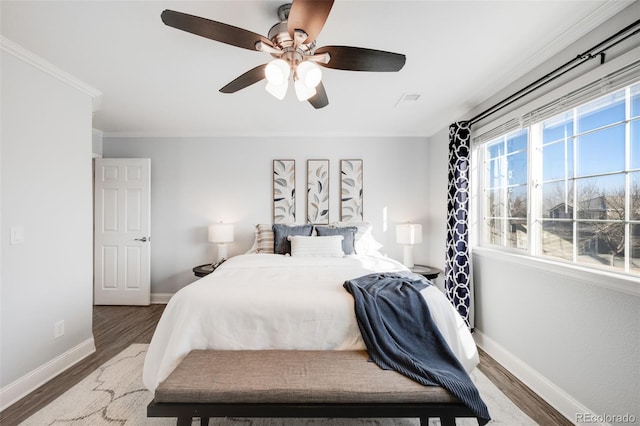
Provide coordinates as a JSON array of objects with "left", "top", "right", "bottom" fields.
[
  {"left": 476, "top": 81, "right": 640, "bottom": 276},
  {"left": 483, "top": 129, "right": 528, "bottom": 249}
]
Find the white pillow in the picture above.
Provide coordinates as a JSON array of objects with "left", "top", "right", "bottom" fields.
[
  {"left": 335, "top": 221, "right": 383, "bottom": 255},
  {"left": 289, "top": 235, "right": 345, "bottom": 257}
]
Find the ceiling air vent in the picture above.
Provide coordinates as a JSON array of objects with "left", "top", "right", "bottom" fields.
[{"left": 395, "top": 93, "right": 422, "bottom": 108}]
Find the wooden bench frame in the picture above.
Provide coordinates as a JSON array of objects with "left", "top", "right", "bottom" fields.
[
  {"left": 147, "top": 400, "right": 476, "bottom": 425},
  {"left": 146, "top": 350, "right": 479, "bottom": 426}
]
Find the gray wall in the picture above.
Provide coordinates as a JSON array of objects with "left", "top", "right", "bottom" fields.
[
  {"left": 103, "top": 136, "right": 431, "bottom": 295},
  {"left": 426, "top": 3, "right": 640, "bottom": 423},
  {"left": 1, "top": 50, "right": 94, "bottom": 390}
]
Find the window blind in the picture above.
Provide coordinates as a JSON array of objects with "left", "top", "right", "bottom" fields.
[{"left": 473, "top": 59, "right": 640, "bottom": 145}]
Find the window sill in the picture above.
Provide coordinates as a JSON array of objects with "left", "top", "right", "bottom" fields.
[{"left": 472, "top": 246, "right": 640, "bottom": 296}]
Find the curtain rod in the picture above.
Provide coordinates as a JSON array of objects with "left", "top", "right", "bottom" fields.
[{"left": 469, "top": 19, "right": 640, "bottom": 126}]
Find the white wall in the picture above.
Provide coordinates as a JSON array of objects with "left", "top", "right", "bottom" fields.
[
  {"left": 426, "top": 3, "right": 640, "bottom": 424},
  {"left": 92, "top": 129, "right": 103, "bottom": 157},
  {"left": 1, "top": 43, "right": 96, "bottom": 405},
  {"left": 103, "top": 136, "right": 430, "bottom": 296},
  {"left": 473, "top": 251, "right": 639, "bottom": 423},
  {"left": 423, "top": 126, "right": 450, "bottom": 292}
]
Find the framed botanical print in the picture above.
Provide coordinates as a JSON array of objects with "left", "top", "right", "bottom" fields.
[
  {"left": 273, "top": 159, "right": 296, "bottom": 223},
  {"left": 340, "top": 159, "right": 363, "bottom": 221},
  {"left": 306, "top": 159, "right": 329, "bottom": 224}
]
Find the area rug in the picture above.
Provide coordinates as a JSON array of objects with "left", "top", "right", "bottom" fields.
[{"left": 20, "top": 344, "right": 536, "bottom": 425}]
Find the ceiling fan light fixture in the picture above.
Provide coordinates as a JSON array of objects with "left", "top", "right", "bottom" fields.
[
  {"left": 294, "top": 79, "right": 317, "bottom": 101},
  {"left": 296, "top": 61, "right": 322, "bottom": 89},
  {"left": 161, "top": 2, "right": 406, "bottom": 109},
  {"left": 265, "top": 59, "right": 290, "bottom": 85}
]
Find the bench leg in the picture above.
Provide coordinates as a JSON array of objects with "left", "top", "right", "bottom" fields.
[
  {"left": 420, "top": 417, "right": 457, "bottom": 426},
  {"left": 176, "top": 417, "right": 191, "bottom": 426},
  {"left": 175, "top": 416, "right": 208, "bottom": 425},
  {"left": 440, "top": 416, "right": 456, "bottom": 426}
]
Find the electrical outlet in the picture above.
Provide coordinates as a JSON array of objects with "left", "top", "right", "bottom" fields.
[
  {"left": 10, "top": 226, "right": 24, "bottom": 245},
  {"left": 54, "top": 320, "right": 65, "bottom": 339}
]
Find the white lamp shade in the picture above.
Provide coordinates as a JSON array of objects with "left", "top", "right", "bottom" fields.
[
  {"left": 396, "top": 223, "right": 423, "bottom": 245},
  {"left": 208, "top": 223, "right": 234, "bottom": 243}
]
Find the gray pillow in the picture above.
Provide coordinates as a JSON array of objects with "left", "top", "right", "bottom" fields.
[
  {"left": 272, "top": 224, "right": 313, "bottom": 255},
  {"left": 315, "top": 226, "right": 358, "bottom": 255}
]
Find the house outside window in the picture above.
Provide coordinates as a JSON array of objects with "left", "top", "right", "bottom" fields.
[{"left": 476, "top": 80, "right": 640, "bottom": 276}]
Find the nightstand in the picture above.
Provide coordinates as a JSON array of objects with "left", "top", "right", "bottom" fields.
[
  {"left": 193, "top": 259, "right": 227, "bottom": 277},
  {"left": 193, "top": 263, "right": 216, "bottom": 277},
  {"left": 410, "top": 265, "right": 442, "bottom": 280}
]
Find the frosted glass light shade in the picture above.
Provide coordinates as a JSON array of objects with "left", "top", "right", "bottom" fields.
[
  {"left": 296, "top": 61, "right": 322, "bottom": 88},
  {"left": 396, "top": 223, "right": 423, "bottom": 245},
  {"left": 294, "top": 79, "right": 317, "bottom": 101},
  {"left": 265, "top": 59, "right": 290, "bottom": 85},
  {"left": 266, "top": 81, "right": 288, "bottom": 100}
]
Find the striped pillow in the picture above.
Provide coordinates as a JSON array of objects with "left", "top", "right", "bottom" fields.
[
  {"left": 254, "top": 224, "right": 275, "bottom": 254},
  {"left": 289, "top": 235, "right": 345, "bottom": 257}
]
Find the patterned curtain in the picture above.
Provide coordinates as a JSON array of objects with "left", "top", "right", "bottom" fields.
[{"left": 445, "top": 121, "right": 473, "bottom": 328}]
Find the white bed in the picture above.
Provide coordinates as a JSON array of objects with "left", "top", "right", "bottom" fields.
[{"left": 143, "top": 252, "right": 479, "bottom": 392}]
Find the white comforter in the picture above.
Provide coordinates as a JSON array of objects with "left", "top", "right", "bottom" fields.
[{"left": 143, "top": 254, "right": 479, "bottom": 392}]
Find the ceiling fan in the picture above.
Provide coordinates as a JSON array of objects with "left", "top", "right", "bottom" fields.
[{"left": 161, "top": 0, "right": 406, "bottom": 109}]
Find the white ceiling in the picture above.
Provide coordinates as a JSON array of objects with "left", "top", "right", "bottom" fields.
[{"left": 0, "top": 1, "right": 632, "bottom": 138}]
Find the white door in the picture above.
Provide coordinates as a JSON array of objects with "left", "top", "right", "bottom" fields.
[{"left": 94, "top": 158, "right": 151, "bottom": 305}]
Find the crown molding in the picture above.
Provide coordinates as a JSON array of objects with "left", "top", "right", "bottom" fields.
[
  {"left": 101, "top": 130, "right": 426, "bottom": 139},
  {"left": 466, "top": 0, "right": 635, "bottom": 112},
  {"left": 518, "top": 0, "right": 635, "bottom": 71},
  {"left": 1, "top": 36, "right": 103, "bottom": 111}
]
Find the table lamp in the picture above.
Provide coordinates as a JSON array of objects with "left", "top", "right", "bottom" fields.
[
  {"left": 396, "top": 223, "right": 422, "bottom": 268},
  {"left": 208, "top": 222, "right": 234, "bottom": 264}
]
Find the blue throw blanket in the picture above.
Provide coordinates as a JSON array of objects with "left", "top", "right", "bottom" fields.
[{"left": 344, "top": 272, "right": 490, "bottom": 425}]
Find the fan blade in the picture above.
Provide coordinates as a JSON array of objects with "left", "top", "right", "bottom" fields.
[
  {"left": 308, "top": 82, "right": 329, "bottom": 109},
  {"left": 161, "top": 10, "right": 273, "bottom": 52},
  {"left": 288, "top": 0, "right": 335, "bottom": 45},
  {"left": 219, "top": 64, "right": 267, "bottom": 93},
  {"left": 315, "top": 46, "right": 406, "bottom": 72}
]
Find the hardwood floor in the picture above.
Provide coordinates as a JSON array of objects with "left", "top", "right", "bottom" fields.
[
  {"left": 0, "top": 305, "right": 571, "bottom": 426},
  {"left": 0, "top": 305, "right": 165, "bottom": 426},
  {"left": 477, "top": 348, "right": 573, "bottom": 426}
]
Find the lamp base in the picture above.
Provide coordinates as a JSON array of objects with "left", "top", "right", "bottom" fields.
[
  {"left": 217, "top": 243, "right": 228, "bottom": 263},
  {"left": 403, "top": 245, "right": 415, "bottom": 268}
]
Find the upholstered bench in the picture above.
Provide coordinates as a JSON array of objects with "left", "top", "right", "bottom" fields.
[{"left": 147, "top": 350, "right": 478, "bottom": 426}]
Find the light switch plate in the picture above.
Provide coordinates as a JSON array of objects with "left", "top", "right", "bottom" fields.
[{"left": 10, "top": 226, "right": 24, "bottom": 245}]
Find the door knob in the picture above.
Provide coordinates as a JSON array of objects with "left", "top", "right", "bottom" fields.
[{"left": 134, "top": 237, "right": 148, "bottom": 242}]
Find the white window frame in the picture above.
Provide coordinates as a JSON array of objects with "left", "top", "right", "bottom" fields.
[
  {"left": 475, "top": 129, "right": 531, "bottom": 253},
  {"left": 470, "top": 47, "right": 640, "bottom": 295}
]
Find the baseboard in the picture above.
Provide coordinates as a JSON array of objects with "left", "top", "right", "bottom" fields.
[
  {"left": 150, "top": 293, "right": 173, "bottom": 304},
  {"left": 474, "top": 330, "right": 608, "bottom": 426},
  {"left": 0, "top": 337, "right": 96, "bottom": 412}
]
